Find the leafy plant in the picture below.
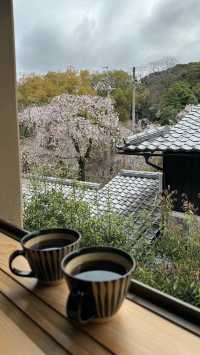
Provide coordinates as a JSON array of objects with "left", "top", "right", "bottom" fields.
[{"left": 23, "top": 179, "right": 200, "bottom": 307}]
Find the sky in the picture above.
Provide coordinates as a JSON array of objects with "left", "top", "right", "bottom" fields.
[{"left": 14, "top": 0, "right": 200, "bottom": 75}]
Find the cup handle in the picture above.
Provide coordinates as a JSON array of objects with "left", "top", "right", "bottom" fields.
[
  {"left": 9, "top": 250, "right": 35, "bottom": 278},
  {"left": 67, "top": 289, "right": 96, "bottom": 323}
]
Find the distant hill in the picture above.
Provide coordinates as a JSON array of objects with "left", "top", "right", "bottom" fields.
[
  {"left": 138, "top": 62, "right": 200, "bottom": 124},
  {"left": 142, "top": 62, "right": 200, "bottom": 102}
]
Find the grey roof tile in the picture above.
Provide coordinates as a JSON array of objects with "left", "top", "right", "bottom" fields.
[
  {"left": 22, "top": 170, "right": 161, "bottom": 241},
  {"left": 23, "top": 170, "right": 160, "bottom": 216},
  {"left": 87, "top": 170, "right": 161, "bottom": 218},
  {"left": 118, "top": 105, "right": 200, "bottom": 153}
]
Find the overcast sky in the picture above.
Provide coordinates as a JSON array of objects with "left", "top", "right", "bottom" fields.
[{"left": 14, "top": 0, "right": 200, "bottom": 75}]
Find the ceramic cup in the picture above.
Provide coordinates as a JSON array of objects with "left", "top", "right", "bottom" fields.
[
  {"left": 9, "top": 228, "right": 81, "bottom": 285},
  {"left": 61, "top": 246, "right": 136, "bottom": 323}
]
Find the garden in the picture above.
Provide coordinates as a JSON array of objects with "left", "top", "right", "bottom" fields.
[{"left": 24, "top": 178, "right": 200, "bottom": 308}]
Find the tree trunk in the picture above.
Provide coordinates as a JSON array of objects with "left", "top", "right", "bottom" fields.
[{"left": 78, "top": 157, "right": 86, "bottom": 181}]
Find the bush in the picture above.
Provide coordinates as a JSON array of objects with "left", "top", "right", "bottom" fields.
[
  {"left": 23, "top": 179, "right": 135, "bottom": 250},
  {"left": 23, "top": 179, "right": 200, "bottom": 307}
]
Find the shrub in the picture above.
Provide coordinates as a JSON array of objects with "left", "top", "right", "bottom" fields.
[{"left": 23, "top": 178, "right": 200, "bottom": 307}]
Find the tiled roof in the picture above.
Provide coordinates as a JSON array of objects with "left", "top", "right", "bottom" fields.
[
  {"left": 23, "top": 171, "right": 161, "bottom": 240},
  {"left": 88, "top": 170, "right": 161, "bottom": 241},
  {"left": 118, "top": 105, "right": 200, "bottom": 153},
  {"left": 23, "top": 171, "right": 161, "bottom": 218},
  {"left": 86, "top": 170, "right": 161, "bottom": 218}
]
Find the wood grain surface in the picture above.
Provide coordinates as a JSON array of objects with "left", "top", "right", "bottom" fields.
[
  {"left": 0, "top": 292, "right": 67, "bottom": 355},
  {"left": 0, "top": 233, "right": 199, "bottom": 355}
]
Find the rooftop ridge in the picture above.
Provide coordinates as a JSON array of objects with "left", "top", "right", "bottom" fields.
[
  {"left": 23, "top": 171, "right": 161, "bottom": 235},
  {"left": 23, "top": 174, "right": 100, "bottom": 190},
  {"left": 119, "top": 169, "right": 161, "bottom": 180}
]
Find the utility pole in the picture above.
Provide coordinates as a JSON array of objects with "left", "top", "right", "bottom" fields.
[{"left": 132, "top": 66, "right": 136, "bottom": 130}]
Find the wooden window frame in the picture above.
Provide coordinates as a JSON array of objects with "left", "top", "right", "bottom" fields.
[{"left": 128, "top": 279, "right": 200, "bottom": 336}]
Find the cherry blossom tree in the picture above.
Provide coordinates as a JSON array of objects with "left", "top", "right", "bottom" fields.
[{"left": 19, "top": 94, "right": 120, "bottom": 180}]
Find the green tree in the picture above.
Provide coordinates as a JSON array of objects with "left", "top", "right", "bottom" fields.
[
  {"left": 17, "top": 75, "right": 48, "bottom": 108},
  {"left": 78, "top": 70, "right": 96, "bottom": 96},
  {"left": 192, "top": 83, "right": 200, "bottom": 102},
  {"left": 92, "top": 70, "right": 133, "bottom": 122},
  {"left": 159, "top": 81, "right": 197, "bottom": 124},
  {"left": 17, "top": 69, "right": 97, "bottom": 109},
  {"left": 112, "top": 87, "right": 132, "bottom": 122}
]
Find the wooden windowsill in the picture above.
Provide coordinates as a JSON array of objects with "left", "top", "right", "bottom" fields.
[{"left": 0, "top": 233, "right": 199, "bottom": 355}]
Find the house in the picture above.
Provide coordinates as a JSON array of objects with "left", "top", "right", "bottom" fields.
[{"left": 117, "top": 105, "right": 200, "bottom": 214}]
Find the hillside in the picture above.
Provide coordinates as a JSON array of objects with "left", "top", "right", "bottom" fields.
[
  {"left": 143, "top": 62, "right": 200, "bottom": 96},
  {"left": 139, "top": 62, "right": 200, "bottom": 124}
]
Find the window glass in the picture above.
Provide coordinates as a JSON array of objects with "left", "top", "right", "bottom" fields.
[{"left": 14, "top": 0, "right": 200, "bottom": 309}]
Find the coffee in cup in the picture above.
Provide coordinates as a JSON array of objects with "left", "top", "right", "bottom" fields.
[
  {"left": 62, "top": 246, "right": 136, "bottom": 323},
  {"left": 9, "top": 228, "right": 81, "bottom": 285}
]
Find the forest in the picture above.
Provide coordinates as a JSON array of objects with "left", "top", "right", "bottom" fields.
[{"left": 17, "top": 61, "right": 200, "bottom": 126}]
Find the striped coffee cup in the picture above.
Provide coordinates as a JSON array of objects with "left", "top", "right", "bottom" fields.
[
  {"left": 9, "top": 228, "right": 81, "bottom": 285},
  {"left": 62, "top": 246, "right": 136, "bottom": 323}
]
